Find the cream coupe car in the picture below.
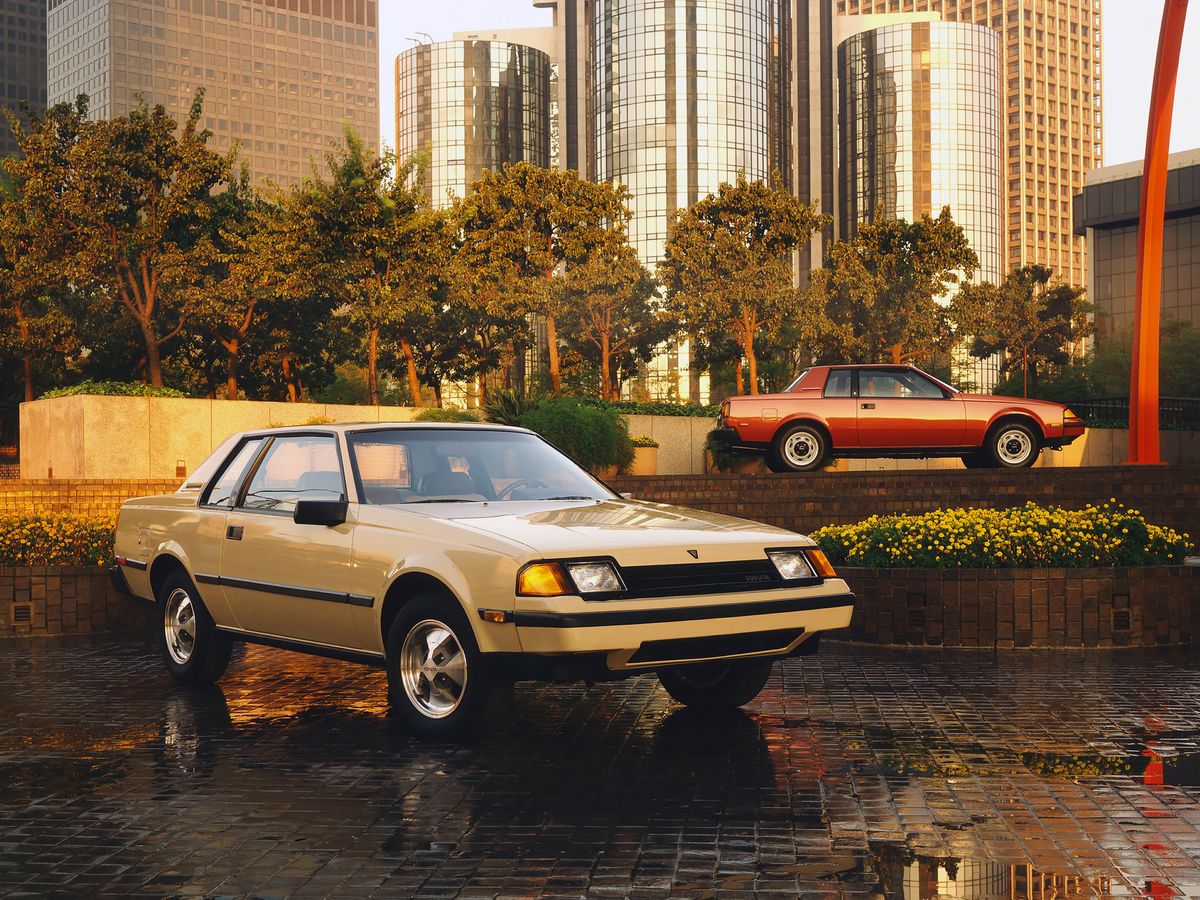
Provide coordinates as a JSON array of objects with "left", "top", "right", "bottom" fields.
[{"left": 111, "top": 424, "right": 855, "bottom": 737}]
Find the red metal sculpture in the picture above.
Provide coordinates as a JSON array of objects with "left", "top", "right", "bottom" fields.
[{"left": 1129, "top": 0, "right": 1190, "bottom": 463}]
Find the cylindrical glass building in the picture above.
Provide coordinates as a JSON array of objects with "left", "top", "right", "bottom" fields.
[
  {"left": 838, "top": 20, "right": 1004, "bottom": 388},
  {"left": 837, "top": 20, "right": 1003, "bottom": 282},
  {"left": 591, "top": 0, "right": 791, "bottom": 266},
  {"left": 396, "top": 40, "right": 552, "bottom": 208}
]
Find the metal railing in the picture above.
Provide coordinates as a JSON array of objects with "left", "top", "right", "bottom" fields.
[
  {"left": 0, "top": 406, "right": 16, "bottom": 458},
  {"left": 1066, "top": 397, "right": 1200, "bottom": 430}
]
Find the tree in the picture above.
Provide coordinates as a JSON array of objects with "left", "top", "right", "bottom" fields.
[
  {"left": 658, "top": 173, "right": 823, "bottom": 394},
  {"left": 557, "top": 244, "right": 670, "bottom": 400},
  {"left": 11, "top": 93, "right": 232, "bottom": 386},
  {"left": 457, "top": 162, "right": 632, "bottom": 393},
  {"left": 807, "top": 208, "right": 978, "bottom": 367},
  {"left": 951, "top": 264, "right": 1092, "bottom": 398}
]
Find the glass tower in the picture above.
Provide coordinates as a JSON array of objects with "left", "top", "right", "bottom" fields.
[
  {"left": 46, "top": 0, "right": 380, "bottom": 189},
  {"left": 838, "top": 20, "right": 1004, "bottom": 389},
  {"left": 1, "top": 0, "right": 48, "bottom": 158},
  {"left": 395, "top": 40, "right": 552, "bottom": 209}
]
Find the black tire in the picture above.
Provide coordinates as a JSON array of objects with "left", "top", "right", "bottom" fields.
[
  {"left": 961, "top": 451, "right": 996, "bottom": 469},
  {"left": 385, "top": 591, "right": 512, "bottom": 740},
  {"left": 771, "top": 423, "right": 828, "bottom": 473},
  {"left": 156, "top": 570, "right": 233, "bottom": 686},
  {"left": 657, "top": 658, "right": 774, "bottom": 710},
  {"left": 986, "top": 421, "right": 1040, "bottom": 468}
]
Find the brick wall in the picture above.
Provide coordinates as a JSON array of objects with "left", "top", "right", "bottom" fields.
[
  {"left": 0, "top": 479, "right": 180, "bottom": 518},
  {"left": 611, "top": 465, "right": 1200, "bottom": 542},
  {"left": 842, "top": 565, "right": 1200, "bottom": 649},
  {"left": 0, "top": 567, "right": 154, "bottom": 638}
]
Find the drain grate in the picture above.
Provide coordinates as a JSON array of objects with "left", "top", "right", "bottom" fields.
[
  {"left": 907, "top": 608, "right": 927, "bottom": 630},
  {"left": 1112, "top": 609, "right": 1131, "bottom": 631},
  {"left": 12, "top": 603, "right": 31, "bottom": 624}
]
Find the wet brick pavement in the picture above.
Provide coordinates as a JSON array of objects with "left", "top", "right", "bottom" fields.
[{"left": 2, "top": 636, "right": 1200, "bottom": 898}]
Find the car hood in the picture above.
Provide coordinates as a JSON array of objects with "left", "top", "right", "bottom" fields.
[{"left": 402, "top": 498, "right": 809, "bottom": 562}]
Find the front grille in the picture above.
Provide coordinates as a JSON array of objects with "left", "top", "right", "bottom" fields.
[
  {"left": 629, "top": 628, "right": 803, "bottom": 665},
  {"left": 619, "top": 559, "right": 817, "bottom": 599}
]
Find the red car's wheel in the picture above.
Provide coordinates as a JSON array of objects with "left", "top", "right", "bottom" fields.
[
  {"left": 771, "top": 423, "right": 828, "bottom": 472},
  {"left": 987, "top": 422, "right": 1039, "bottom": 468}
]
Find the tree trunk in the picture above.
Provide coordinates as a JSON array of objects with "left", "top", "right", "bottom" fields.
[
  {"left": 139, "top": 317, "right": 164, "bottom": 387},
  {"left": 367, "top": 326, "right": 380, "bottom": 406},
  {"left": 734, "top": 357, "right": 744, "bottom": 395},
  {"left": 1022, "top": 348, "right": 1029, "bottom": 399},
  {"left": 225, "top": 338, "right": 239, "bottom": 401},
  {"left": 511, "top": 334, "right": 526, "bottom": 396},
  {"left": 600, "top": 333, "right": 612, "bottom": 401},
  {"left": 282, "top": 355, "right": 299, "bottom": 402},
  {"left": 433, "top": 382, "right": 443, "bottom": 407},
  {"left": 890, "top": 343, "right": 904, "bottom": 366},
  {"left": 16, "top": 309, "right": 33, "bottom": 402},
  {"left": 22, "top": 354, "right": 34, "bottom": 403},
  {"left": 745, "top": 331, "right": 758, "bottom": 396},
  {"left": 400, "top": 337, "right": 423, "bottom": 408},
  {"left": 546, "top": 313, "right": 561, "bottom": 394}
]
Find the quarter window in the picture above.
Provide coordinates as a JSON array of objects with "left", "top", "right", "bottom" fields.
[
  {"left": 241, "top": 435, "right": 344, "bottom": 513},
  {"left": 824, "top": 371, "right": 854, "bottom": 398}
]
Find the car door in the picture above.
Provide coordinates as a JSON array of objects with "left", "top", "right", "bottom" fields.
[
  {"left": 220, "top": 432, "right": 362, "bottom": 650},
  {"left": 855, "top": 368, "right": 966, "bottom": 448},
  {"left": 815, "top": 368, "right": 861, "bottom": 448}
]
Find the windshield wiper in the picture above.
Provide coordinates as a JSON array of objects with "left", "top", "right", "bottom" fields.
[
  {"left": 542, "top": 495, "right": 595, "bottom": 501},
  {"left": 405, "top": 498, "right": 481, "bottom": 504}
]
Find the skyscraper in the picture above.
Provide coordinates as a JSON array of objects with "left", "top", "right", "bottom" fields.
[
  {"left": 46, "top": 0, "right": 380, "bottom": 188},
  {"left": 836, "top": 0, "right": 1103, "bottom": 289},
  {"left": 0, "top": 0, "right": 47, "bottom": 158},
  {"left": 395, "top": 40, "right": 552, "bottom": 208}
]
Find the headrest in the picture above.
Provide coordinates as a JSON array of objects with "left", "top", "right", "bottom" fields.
[{"left": 417, "top": 471, "right": 473, "bottom": 497}]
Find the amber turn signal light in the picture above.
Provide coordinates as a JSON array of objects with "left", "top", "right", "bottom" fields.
[
  {"left": 805, "top": 549, "right": 837, "bottom": 578},
  {"left": 517, "top": 562, "right": 572, "bottom": 596}
]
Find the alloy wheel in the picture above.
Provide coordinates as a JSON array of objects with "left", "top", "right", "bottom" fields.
[{"left": 399, "top": 619, "right": 468, "bottom": 719}]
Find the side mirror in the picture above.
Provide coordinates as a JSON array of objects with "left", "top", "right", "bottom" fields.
[{"left": 293, "top": 498, "right": 348, "bottom": 527}]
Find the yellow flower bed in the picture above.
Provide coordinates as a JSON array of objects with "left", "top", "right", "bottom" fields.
[
  {"left": 813, "top": 501, "right": 1193, "bottom": 569},
  {"left": 0, "top": 514, "right": 116, "bottom": 567}
]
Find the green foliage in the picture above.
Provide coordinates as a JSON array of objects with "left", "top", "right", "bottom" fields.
[
  {"left": 314, "top": 363, "right": 407, "bottom": 407},
  {"left": 482, "top": 387, "right": 545, "bottom": 426},
  {"left": 659, "top": 173, "right": 824, "bottom": 393},
  {"left": 415, "top": 407, "right": 479, "bottom": 423},
  {"left": 813, "top": 501, "right": 1193, "bottom": 569},
  {"left": 520, "top": 397, "right": 635, "bottom": 473},
  {"left": 804, "top": 208, "right": 977, "bottom": 366},
  {"left": 951, "top": 264, "right": 1092, "bottom": 398},
  {"left": 40, "top": 380, "right": 185, "bottom": 399},
  {"left": 0, "top": 513, "right": 114, "bottom": 566},
  {"left": 579, "top": 397, "right": 719, "bottom": 418},
  {"left": 631, "top": 434, "right": 659, "bottom": 448}
]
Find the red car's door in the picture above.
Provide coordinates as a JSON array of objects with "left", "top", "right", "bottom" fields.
[
  {"left": 814, "top": 368, "right": 860, "bottom": 448},
  {"left": 855, "top": 368, "right": 966, "bottom": 448}
]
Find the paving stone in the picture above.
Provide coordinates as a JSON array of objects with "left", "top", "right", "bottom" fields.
[{"left": 1, "top": 635, "right": 1199, "bottom": 897}]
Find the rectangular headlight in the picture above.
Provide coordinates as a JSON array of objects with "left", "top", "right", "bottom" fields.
[
  {"left": 566, "top": 561, "right": 625, "bottom": 594},
  {"left": 767, "top": 550, "right": 816, "bottom": 581}
]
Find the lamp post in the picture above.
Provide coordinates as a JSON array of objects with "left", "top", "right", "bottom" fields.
[{"left": 1128, "top": 0, "right": 1189, "bottom": 463}]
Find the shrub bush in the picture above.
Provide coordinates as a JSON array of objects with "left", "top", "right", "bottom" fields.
[
  {"left": 520, "top": 398, "right": 635, "bottom": 473},
  {"left": 40, "top": 381, "right": 186, "bottom": 399},
  {"left": 483, "top": 388, "right": 546, "bottom": 426},
  {"left": 579, "top": 397, "right": 719, "bottom": 418},
  {"left": 415, "top": 408, "right": 479, "bottom": 423},
  {"left": 813, "top": 501, "right": 1193, "bottom": 569},
  {"left": 0, "top": 514, "right": 115, "bottom": 566}
]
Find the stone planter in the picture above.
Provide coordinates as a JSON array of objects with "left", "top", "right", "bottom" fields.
[
  {"left": 0, "top": 566, "right": 153, "bottom": 638},
  {"left": 839, "top": 565, "right": 1200, "bottom": 649},
  {"left": 630, "top": 447, "right": 658, "bottom": 476}
]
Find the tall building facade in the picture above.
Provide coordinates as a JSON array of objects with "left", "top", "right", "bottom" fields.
[
  {"left": 836, "top": 0, "right": 1103, "bottom": 289},
  {"left": 47, "top": 0, "right": 380, "bottom": 188},
  {"left": 1073, "top": 149, "right": 1200, "bottom": 340},
  {"left": 0, "top": 0, "right": 48, "bottom": 158},
  {"left": 838, "top": 19, "right": 1004, "bottom": 388},
  {"left": 395, "top": 40, "right": 552, "bottom": 208}
]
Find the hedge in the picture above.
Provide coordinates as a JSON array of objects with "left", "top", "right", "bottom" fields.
[
  {"left": 0, "top": 514, "right": 116, "bottom": 566},
  {"left": 40, "top": 381, "right": 186, "bottom": 399}
]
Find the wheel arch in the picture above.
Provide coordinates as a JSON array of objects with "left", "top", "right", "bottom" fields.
[
  {"left": 149, "top": 552, "right": 191, "bottom": 601},
  {"left": 379, "top": 570, "right": 471, "bottom": 649},
  {"left": 773, "top": 416, "right": 834, "bottom": 450},
  {"left": 985, "top": 411, "right": 1046, "bottom": 445}
]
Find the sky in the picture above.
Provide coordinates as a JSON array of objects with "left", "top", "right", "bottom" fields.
[{"left": 379, "top": 1, "right": 1200, "bottom": 169}]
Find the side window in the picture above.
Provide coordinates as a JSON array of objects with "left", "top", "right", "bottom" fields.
[
  {"left": 858, "top": 371, "right": 906, "bottom": 398},
  {"left": 824, "top": 370, "right": 853, "bottom": 397},
  {"left": 204, "top": 438, "right": 265, "bottom": 508},
  {"left": 242, "top": 435, "right": 343, "bottom": 514}
]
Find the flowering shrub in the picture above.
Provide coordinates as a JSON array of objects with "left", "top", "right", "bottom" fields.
[
  {"left": 813, "top": 501, "right": 1193, "bottom": 569},
  {"left": 0, "top": 514, "right": 116, "bottom": 566}
]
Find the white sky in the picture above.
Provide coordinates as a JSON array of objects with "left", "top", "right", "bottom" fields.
[{"left": 377, "top": 0, "right": 1200, "bottom": 168}]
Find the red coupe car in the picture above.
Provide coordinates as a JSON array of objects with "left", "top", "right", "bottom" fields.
[{"left": 711, "top": 365, "right": 1086, "bottom": 472}]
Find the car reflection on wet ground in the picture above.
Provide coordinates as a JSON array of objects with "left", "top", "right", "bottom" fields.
[{"left": 1, "top": 638, "right": 1199, "bottom": 898}]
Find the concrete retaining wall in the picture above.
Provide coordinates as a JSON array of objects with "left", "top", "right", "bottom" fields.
[{"left": 1, "top": 566, "right": 153, "bottom": 638}]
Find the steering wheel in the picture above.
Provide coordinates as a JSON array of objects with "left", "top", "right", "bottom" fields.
[{"left": 496, "top": 478, "right": 550, "bottom": 500}]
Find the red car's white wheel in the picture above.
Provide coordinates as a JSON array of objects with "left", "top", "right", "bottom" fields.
[
  {"left": 772, "top": 424, "right": 827, "bottom": 472},
  {"left": 988, "top": 423, "right": 1039, "bottom": 468}
]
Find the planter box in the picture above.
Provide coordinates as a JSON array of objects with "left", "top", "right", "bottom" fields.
[
  {"left": 0, "top": 566, "right": 153, "bottom": 638},
  {"left": 839, "top": 565, "right": 1200, "bottom": 649},
  {"left": 630, "top": 446, "right": 658, "bottom": 476}
]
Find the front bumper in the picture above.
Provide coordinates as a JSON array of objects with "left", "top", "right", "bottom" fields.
[
  {"left": 501, "top": 584, "right": 855, "bottom": 670},
  {"left": 707, "top": 426, "right": 768, "bottom": 454}
]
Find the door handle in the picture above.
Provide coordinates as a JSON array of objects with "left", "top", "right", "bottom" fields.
[
  {"left": 861, "top": 403, "right": 876, "bottom": 409},
  {"left": 226, "top": 525, "right": 244, "bottom": 541}
]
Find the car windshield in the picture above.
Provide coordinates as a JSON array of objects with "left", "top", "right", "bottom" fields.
[{"left": 347, "top": 428, "right": 616, "bottom": 505}]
